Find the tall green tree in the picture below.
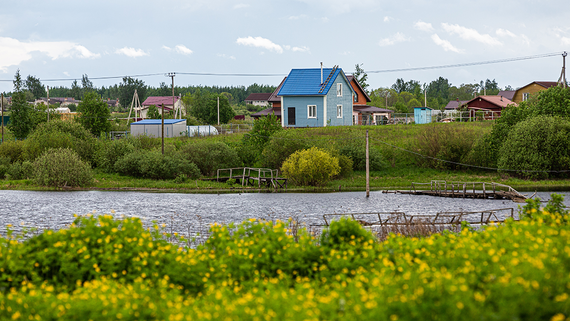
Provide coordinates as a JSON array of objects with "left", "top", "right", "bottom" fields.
[
  {"left": 354, "top": 63, "right": 369, "bottom": 93},
  {"left": 9, "top": 70, "right": 33, "bottom": 139},
  {"left": 81, "top": 74, "right": 94, "bottom": 97},
  {"left": 70, "top": 80, "right": 82, "bottom": 100},
  {"left": 119, "top": 77, "right": 147, "bottom": 109},
  {"left": 77, "top": 91, "right": 111, "bottom": 136},
  {"left": 185, "top": 89, "right": 235, "bottom": 124},
  {"left": 24, "top": 75, "right": 46, "bottom": 100}
]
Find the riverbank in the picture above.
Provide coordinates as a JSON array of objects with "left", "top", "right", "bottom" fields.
[{"left": 2, "top": 168, "right": 570, "bottom": 193}]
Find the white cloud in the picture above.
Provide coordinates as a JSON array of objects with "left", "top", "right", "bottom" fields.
[
  {"left": 217, "top": 53, "right": 236, "bottom": 60},
  {"left": 442, "top": 23, "right": 502, "bottom": 46},
  {"left": 0, "top": 36, "right": 100, "bottom": 72},
  {"left": 414, "top": 21, "right": 434, "bottom": 32},
  {"left": 63, "top": 71, "right": 70, "bottom": 77},
  {"left": 175, "top": 45, "right": 193, "bottom": 55},
  {"left": 562, "top": 37, "right": 570, "bottom": 46},
  {"left": 378, "top": 32, "right": 409, "bottom": 46},
  {"left": 496, "top": 28, "right": 516, "bottom": 38},
  {"left": 162, "top": 45, "right": 172, "bottom": 51},
  {"left": 289, "top": 14, "right": 309, "bottom": 20},
  {"left": 296, "top": 0, "right": 378, "bottom": 15},
  {"left": 383, "top": 16, "right": 393, "bottom": 23},
  {"left": 233, "top": 3, "right": 249, "bottom": 9},
  {"left": 431, "top": 34, "right": 463, "bottom": 53},
  {"left": 115, "top": 47, "right": 148, "bottom": 58},
  {"left": 236, "top": 36, "right": 283, "bottom": 53}
]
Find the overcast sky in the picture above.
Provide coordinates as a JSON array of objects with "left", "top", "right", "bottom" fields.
[{"left": 0, "top": 0, "right": 568, "bottom": 94}]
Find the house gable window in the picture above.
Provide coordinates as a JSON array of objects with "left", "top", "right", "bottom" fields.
[
  {"left": 308, "top": 105, "right": 316, "bottom": 118},
  {"left": 522, "top": 92, "right": 530, "bottom": 101},
  {"left": 353, "top": 92, "right": 358, "bottom": 102},
  {"left": 337, "top": 83, "right": 342, "bottom": 97},
  {"left": 337, "top": 105, "right": 343, "bottom": 118}
]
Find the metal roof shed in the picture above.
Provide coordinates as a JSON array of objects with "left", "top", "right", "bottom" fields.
[
  {"left": 130, "top": 119, "right": 187, "bottom": 138},
  {"left": 414, "top": 107, "right": 433, "bottom": 124}
]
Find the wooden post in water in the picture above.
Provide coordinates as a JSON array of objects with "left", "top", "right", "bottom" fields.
[
  {"left": 366, "top": 130, "right": 370, "bottom": 198},
  {"left": 1, "top": 93, "right": 3, "bottom": 144}
]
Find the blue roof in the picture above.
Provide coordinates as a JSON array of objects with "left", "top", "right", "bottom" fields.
[
  {"left": 131, "top": 119, "right": 186, "bottom": 125},
  {"left": 278, "top": 68, "right": 351, "bottom": 96}
]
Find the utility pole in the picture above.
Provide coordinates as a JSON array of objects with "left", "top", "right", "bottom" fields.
[
  {"left": 558, "top": 51, "right": 568, "bottom": 88},
  {"left": 366, "top": 129, "right": 370, "bottom": 198},
  {"left": 166, "top": 72, "right": 176, "bottom": 118},
  {"left": 423, "top": 83, "right": 427, "bottom": 107},
  {"left": 217, "top": 96, "right": 220, "bottom": 125},
  {"left": 161, "top": 103, "right": 164, "bottom": 155},
  {"left": 1, "top": 93, "right": 3, "bottom": 144},
  {"left": 47, "top": 85, "right": 50, "bottom": 122}
]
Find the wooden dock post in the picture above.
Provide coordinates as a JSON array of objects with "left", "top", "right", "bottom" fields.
[
  {"left": 483, "top": 183, "right": 486, "bottom": 198},
  {"left": 366, "top": 130, "right": 370, "bottom": 198},
  {"left": 463, "top": 183, "right": 466, "bottom": 198}
]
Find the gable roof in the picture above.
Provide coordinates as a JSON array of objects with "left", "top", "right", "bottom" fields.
[
  {"left": 245, "top": 93, "right": 272, "bottom": 101},
  {"left": 497, "top": 90, "right": 515, "bottom": 101},
  {"left": 131, "top": 119, "right": 186, "bottom": 125},
  {"left": 278, "top": 67, "right": 354, "bottom": 96},
  {"left": 464, "top": 95, "right": 517, "bottom": 108},
  {"left": 142, "top": 96, "right": 181, "bottom": 107},
  {"left": 445, "top": 100, "right": 469, "bottom": 110},
  {"left": 346, "top": 75, "right": 371, "bottom": 102},
  {"left": 268, "top": 77, "right": 287, "bottom": 103}
]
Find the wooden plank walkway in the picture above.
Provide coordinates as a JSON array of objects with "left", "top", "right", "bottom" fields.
[
  {"left": 383, "top": 180, "right": 528, "bottom": 203},
  {"left": 318, "top": 208, "right": 516, "bottom": 227},
  {"left": 211, "top": 167, "right": 287, "bottom": 189}
]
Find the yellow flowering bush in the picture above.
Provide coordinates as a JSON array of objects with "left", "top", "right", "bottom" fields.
[
  {"left": 0, "top": 195, "right": 569, "bottom": 320},
  {"left": 282, "top": 147, "right": 340, "bottom": 187}
]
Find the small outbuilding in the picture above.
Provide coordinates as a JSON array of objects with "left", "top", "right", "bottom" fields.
[
  {"left": 414, "top": 107, "right": 433, "bottom": 124},
  {"left": 130, "top": 119, "right": 187, "bottom": 138}
]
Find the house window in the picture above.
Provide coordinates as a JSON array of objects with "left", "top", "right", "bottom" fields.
[
  {"left": 337, "top": 83, "right": 342, "bottom": 97},
  {"left": 353, "top": 92, "right": 358, "bottom": 102},
  {"left": 308, "top": 105, "right": 316, "bottom": 118},
  {"left": 337, "top": 105, "right": 343, "bottom": 118},
  {"left": 522, "top": 92, "right": 530, "bottom": 101}
]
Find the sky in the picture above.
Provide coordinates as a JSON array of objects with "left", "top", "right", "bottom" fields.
[{"left": 0, "top": 0, "right": 569, "bottom": 94}]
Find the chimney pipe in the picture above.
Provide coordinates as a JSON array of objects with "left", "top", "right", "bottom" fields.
[{"left": 320, "top": 62, "right": 323, "bottom": 84}]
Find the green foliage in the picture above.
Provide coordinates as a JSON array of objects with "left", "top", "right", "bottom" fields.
[
  {"left": 146, "top": 104, "right": 160, "bottom": 119},
  {"left": 5, "top": 161, "right": 33, "bottom": 180},
  {"left": 33, "top": 148, "right": 93, "bottom": 187},
  {"left": 178, "top": 140, "right": 241, "bottom": 176},
  {"left": 119, "top": 77, "right": 147, "bottom": 110},
  {"left": 521, "top": 194, "right": 568, "bottom": 225},
  {"left": 77, "top": 91, "right": 111, "bottom": 136},
  {"left": 354, "top": 63, "right": 369, "bottom": 93},
  {"left": 415, "top": 124, "right": 482, "bottom": 170},
  {"left": 184, "top": 90, "right": 235, "bottom": 124},
  {"left": 320, "top": 217, "right": 375, "bottom": 250},
  {"left": 95, "top": 139, "right": 135, "bottom": 173},
  {"left": 497, "top": 115, "right": 570, "bottom": 179},
  {"left": 0, "top": 156, "right": 9, "bottom": 178},
  {"left": 338, "top": 141, "right": 385, "bottom": 171},
  {"left": 239, "top": 113, "right": 282, "bottom": 164},
  {"left": 282, "top": 147, "right": 340, "bottom": 187},
  {"left": 24, "top": 75, "right": 46, "bottom": 100},
  {"left": 336, "top": 154, "right": 354, "bottom": 178},
  {"left": 22, "top": 120, "right": 97, "bottom": 164},
  {"left": 261, "top": 130, "right": 310, "bottom": 169},
  {"left": 8, "top": 70, "right": 33, "bottom": 139},
  {"left": 114, "top": 149, "right": 200, "bottom": 180},
  {"left": 0, "top": 140, "right": 25, "bottom": 163}
]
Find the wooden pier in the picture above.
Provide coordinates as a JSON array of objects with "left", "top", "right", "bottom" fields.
[
  {"left": 318, "top": 207, "right": 516, "bottom": 227},
  {"left": 384, "top": 180, "right": 528, "bottom": 203},
  {"left": 213, "top": 167, "right": 287, "bottom": 189}
]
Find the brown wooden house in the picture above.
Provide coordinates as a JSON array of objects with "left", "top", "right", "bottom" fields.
[
  {"left": 464, "top": 95, "right": 517, "bottom": 119},
  {"left": 348, "top": 75, "right": 393, "bottom": 125},
  {"left": 511, "top": 81, "right": 558, "bottom": 103},
  {"left": 251, "top": 77, "right": 286, "bottom": 120}
]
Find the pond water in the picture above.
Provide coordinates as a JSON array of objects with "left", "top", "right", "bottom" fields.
[{"left": 1, "top": 190, "right": 568, "bottom": 238}]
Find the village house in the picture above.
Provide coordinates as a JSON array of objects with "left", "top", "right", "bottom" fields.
[
  {"left": 463, "top": 95, "right": 517, "bottom": 120},
  {"left": 141, "top": 96, "right": 185, "bottom": 118},
  {"left": 511, "top": 81, "right": 558, "bottom": 103},
  {"left": 278, "top": 66, "right": 354, "bottom": 127},
  {"left": 251, "top": 78, "right": 286, "bottom": 120},
  {"left": 244, "top": 93, "right": 272, "bottom": 107},
  {"left": 347, "top": 75, "right": 393, "bottom": 125}
]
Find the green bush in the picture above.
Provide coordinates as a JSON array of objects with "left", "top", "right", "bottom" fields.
[
  {"left": 282, "top": 147, "right": 340, "bottom": 187},
  {"left": 336, "top": 154, "right": 354, "bottom": 178},
  {"left": 22, "top": 120, "right": 97, "bottom": 164},
  {"left": 0, "top": 156, "right": 10, "bottom": 178},
  {"left": 178, "top": 141, "right": 241, "bottom": 176},
  {"left": 95, "top": 139, "right": 135, "bottom": 173},
  {"left": 320, "top": 216, "right": 375, "bottom": 250},
  {"left": 6, "top": 161, "right": 33, "bottom": 180},
  {"left": 497, "top": 115, "right": 570, "bottom": 179},
  {"left": 338, "top": 140, "right": 385, "bottom": 171},
  {"left": 128, "top": 135, "right": 161, "bottom": 151},
  {"left": 261, "top": 130, "right": 310, "bottom": 170},
  {"left": 414, "top": 124, "right": 482, "bottom": 169},
  {"left": 0, "top": 140, "right": 25, "bottom": 163},
  {"left": 114, "top": 149, "right": 201, "bottom": 180},
  {"left": 33, "top": 148, "right": 93, "bottom": 187}
]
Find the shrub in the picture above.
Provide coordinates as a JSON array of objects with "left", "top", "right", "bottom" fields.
[
  {"left": 320, "top": 216, "right": 375, "bottom": 250},
  {"left": 497, "top": 115, "right": 570, "bottom": 179},
  {"left": 178, "top": 141, "right": 241, "bottom": 176},
  {"left": 33, "top": 148, "right": 93, "bottom": 187},
  {"left": 95, "top": 139, "right": 135, "bottom": 173},
  {"left": 261, "top": 130, "right": 310, "bottom": 170},
  {"left": 22, "top": 120, "right": 97, "bottom": 164},
  {"left": 5, "top": 161, "right": 33, "bottom": 180},
  {"left": 115, "top": 149, "right": 201, "bottom": 180},
  {"left": 0, "top": 156, "right": 10, "bottom": 179},
  {"left": 281, "top": 147, "right": 340, "bottom": 187},
  {"left": 240, "top": 113, "right": 282, "bottom": 163},
  {"left": 0, "top": 140, "right": 25, "bottom": 163},
  {"left": 336, "top": 154, "right": 354, "bottom": 178},
  {"left": 414, "top": 124, "right": 482, "bottom": 169},
  {"left": 338, "top": 140, "right": 385, "bottom": 171},
  {"left": 128, "top": 134, "right": 161, "bottom": 151}
]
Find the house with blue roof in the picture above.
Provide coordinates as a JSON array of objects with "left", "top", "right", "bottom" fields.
[{"left": 278, "top": 66, "right": 355, "bottom": 127}]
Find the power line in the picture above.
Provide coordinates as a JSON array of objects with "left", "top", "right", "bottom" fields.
[{"left": 0, "top": 52, "right": 563, "bottom": 83}]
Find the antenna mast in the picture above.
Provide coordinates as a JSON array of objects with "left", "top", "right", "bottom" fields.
[
  {"left": 127, "top": 89, "right": 142, "bottom": 124},
  {"left": 558, "top": 51, "right": 567, "bottom": 88}
]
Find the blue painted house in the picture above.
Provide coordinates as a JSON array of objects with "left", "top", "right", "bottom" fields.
[{"left": 278, "top": 66, "right": 355, "bottom": 127}]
